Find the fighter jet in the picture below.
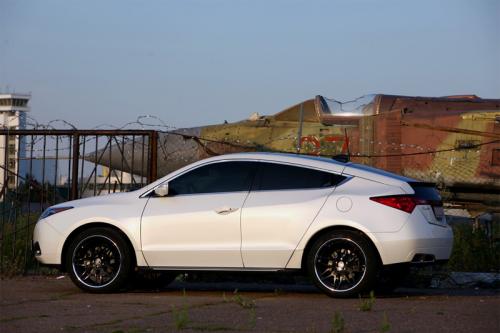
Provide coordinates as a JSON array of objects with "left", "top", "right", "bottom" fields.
[{"left": 91, "top": 94, "right": 500, "bottom": 213}]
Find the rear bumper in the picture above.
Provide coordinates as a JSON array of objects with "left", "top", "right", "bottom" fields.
[{"left": 371, "top": 209, "right": 453, "bottom": 265}]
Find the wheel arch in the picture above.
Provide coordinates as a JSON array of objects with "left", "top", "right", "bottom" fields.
[
  {"left": 300, "top": 225, "right": 382, "bottom": 270},
  {"left": 60, "top": 222, "right": 137, "bottom": 272}
]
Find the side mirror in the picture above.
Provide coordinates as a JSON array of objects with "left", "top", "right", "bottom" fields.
[{"left": 154, "top": 183, "right": 169, "bottom": 197}]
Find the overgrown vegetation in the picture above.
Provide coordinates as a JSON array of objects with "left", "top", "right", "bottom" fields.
[
  {"left": 330, "top": 312, "right": 345, "bottom": 333},
  {"left": 359, "top": 290, "right": 376, "bottom": 312},
  {"left": 447, "top": 222, "right": 499, "bottom": 272},
  {"left": 171, "top": 304, "right": 190, "bottom": 330},
  {"left": 380, "top": 312, "right": 391, "bottom": 332}
]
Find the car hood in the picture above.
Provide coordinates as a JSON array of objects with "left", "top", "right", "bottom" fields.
[{"left": 52, "top": 191, "right": 140, "bottom": 209}]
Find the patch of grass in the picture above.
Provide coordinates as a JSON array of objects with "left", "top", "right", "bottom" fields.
[
  {"left": 232, "top": 293, "right": 255, "bottom": 309},
  {"left": 380, "top": 312, "right": 390, "bottom": 332},
  {"left": 330, "top": 311, "right": 345, "bottom": 333},
  {"left": 447, "top": 222, "right": 500, "bottom": 272},
  {"left": 247, "top": 306, "right": 257, "bottom": 329},
  {"left": 359, "top": 290, "right": 376, "bottom": 311},
  {"left": 171, "top": 304, "right": 190, "bottom": 330}
]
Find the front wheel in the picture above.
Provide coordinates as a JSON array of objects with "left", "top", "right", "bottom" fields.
[
  {"left": 65, "top": 227, "right": 133, "bottom": 293},
  {"left": 307, "top": 230, "right": 378, "bottom": 298}
]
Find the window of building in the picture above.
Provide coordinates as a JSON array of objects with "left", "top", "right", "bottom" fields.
[
  {"left": 8, "top": 159, "right": 16, "bottom": 169},
  {"left": 8, "top": 144, "right": 16, "bottom": 155}
]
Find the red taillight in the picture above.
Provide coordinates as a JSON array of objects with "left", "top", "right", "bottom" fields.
[{"left": 370, "top": 195, "right": 419, "bottom": 213}]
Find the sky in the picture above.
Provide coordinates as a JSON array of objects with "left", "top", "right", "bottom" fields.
[{"left": 1, "top": 0, "right": 499, "bottom": 129}]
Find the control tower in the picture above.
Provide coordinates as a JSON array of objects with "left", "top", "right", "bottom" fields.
[{"left": 0, "top": 93, "right": 30, "bottom": 193}]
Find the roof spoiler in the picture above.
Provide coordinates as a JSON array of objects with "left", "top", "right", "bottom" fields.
[{"left": 332, "top": 154, "right": 350, "bottom": 163}]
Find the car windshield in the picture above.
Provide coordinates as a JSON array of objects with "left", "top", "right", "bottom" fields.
[{"left": 321, "top": 94, "right": 377, "bottom": 117}]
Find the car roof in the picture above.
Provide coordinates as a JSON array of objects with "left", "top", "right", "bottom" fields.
[
  {"left": 141, "top": 152, "right": 415, "bottom": 195},
  {"left": 204, "top": 152, "right": 347, "bottom": 172}
]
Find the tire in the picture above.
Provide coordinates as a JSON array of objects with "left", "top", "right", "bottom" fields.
[
  {"left": 306, "top": 230, "right": 378, "bottom": 298},
  {"left": 65, "top": 227, "right": 133, "bottom": 293}
]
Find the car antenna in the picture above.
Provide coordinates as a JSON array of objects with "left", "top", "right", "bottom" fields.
[{"left": 332, "top": 128, "right": 351, "bottom": 163}]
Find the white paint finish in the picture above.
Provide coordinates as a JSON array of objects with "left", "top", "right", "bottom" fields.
[
  {"left": 33, "top": 152, "right": 454, "bottom": 272},
  {"left": 370, "top": 207, "right": 454, "bottom": 264},
  {"left": 140, "top": 192, "right": 247, "bottom": 267},
  {"left": 241, "top": 187, "right": 333, "bottom": 268},
  {"left": 336, "top": 196, "right": 352, "bottom": 212},
  {"left": 285, "top": 177, "right": 411, "bottom": 268},
  {"left": 342, "top": 163, "right": 414, "bottom": 193},
  {"left": 33, "top": 191, "right": 148, "bottom": 266},
  {"left": 33, "top": 219, "right": 63, "bottom": 264}
]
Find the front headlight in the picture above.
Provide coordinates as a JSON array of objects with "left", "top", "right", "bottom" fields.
[{"left": 38, "top": 206, "right": 74, "bottom": 221}]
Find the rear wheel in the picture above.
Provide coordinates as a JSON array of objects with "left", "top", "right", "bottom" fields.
[
  {"left": 307, "top": 230, "right": 378, "bottom": 298},
  {"left": 65, "top": 227, "right": 133, "bottom": 293}
]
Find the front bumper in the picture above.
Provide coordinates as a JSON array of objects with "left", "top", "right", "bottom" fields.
[{"left": 32, "top": 220, "right": 63, "bottom": 265}]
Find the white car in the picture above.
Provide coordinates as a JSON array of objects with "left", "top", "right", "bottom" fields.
[{"left": 33, "top": 153, "right": 453, "bottom": 297}]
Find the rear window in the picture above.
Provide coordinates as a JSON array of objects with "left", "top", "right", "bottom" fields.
[{"left": 254, "top": 162, "right": 346, "bottom": 191}]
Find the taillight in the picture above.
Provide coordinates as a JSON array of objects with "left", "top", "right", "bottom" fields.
[{"left": 369, "top": 195, "right": 427, "bottom": 213}]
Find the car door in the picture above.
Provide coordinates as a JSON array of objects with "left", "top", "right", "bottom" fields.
[
  {"left": 241, "top": 162, "right": 346, "bottom": 268},
  {"left": 141, "top": 161, "right": 256, "bottom": 268}
]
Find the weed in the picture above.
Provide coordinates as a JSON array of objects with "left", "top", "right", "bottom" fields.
[
  {"left": 330, "top": 311, "right": 345, "bottom": 333},
  {"left": 232, "top": 294, "right": 255, "bottom": 309},
  {"left": 359, "top": 290, "right": 376, "bottom": 311},
  {"left": 380, "top": 312, "right": 390, "bottom": 332},
  {"left": 248, "top": 306, "right": 257, "bottom": 329},
  {"left": 171, "top": 304, "right": 190, "bottom": 330}
]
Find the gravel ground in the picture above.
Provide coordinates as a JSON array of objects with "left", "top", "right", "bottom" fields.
[{"left": 1, "top": 276, "right": 499, "bottom": 333}]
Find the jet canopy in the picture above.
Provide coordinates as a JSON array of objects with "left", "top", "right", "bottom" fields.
[{"left": 320, "top": 94, "right": 377, "bottom": 117}]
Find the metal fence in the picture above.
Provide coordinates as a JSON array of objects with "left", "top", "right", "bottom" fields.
[{"left": 0, "top": 129, "right": 158, "bottom": 275}]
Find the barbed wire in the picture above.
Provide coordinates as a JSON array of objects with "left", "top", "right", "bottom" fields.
[{"left": 0, "top": 113, "right": 498, "bottom": 158}]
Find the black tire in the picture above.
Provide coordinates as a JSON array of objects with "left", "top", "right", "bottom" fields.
[
  {"left": 306, "top": 230, "right": 378, "bottom": 298},
  {"left": 65, "top": 227, "right": 133, "bottom": 293}
]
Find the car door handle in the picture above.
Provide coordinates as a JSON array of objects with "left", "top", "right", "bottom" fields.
[{"left": 214, "top": 207, "right": 239, "bottom": 215}]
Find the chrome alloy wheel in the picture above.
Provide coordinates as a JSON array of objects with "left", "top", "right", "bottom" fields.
[
  {"left": 314, "top": 238, "right": 367, "bottom": 292},
  {"left": 71, "top": 235, "right": 122, "bottom": 289}
]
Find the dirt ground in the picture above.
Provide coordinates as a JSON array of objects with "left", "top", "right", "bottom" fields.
[{"left": 1, "top": 276, "right": 499, "bottom": 333}]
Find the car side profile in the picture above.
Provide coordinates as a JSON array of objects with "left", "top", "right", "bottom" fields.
[{"left": 33, "top": 153, "right": 453, "bottom": 297}]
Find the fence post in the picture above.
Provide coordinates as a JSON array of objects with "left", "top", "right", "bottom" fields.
[
  {"left": 148, "top": 131, "right": 158, "bottom": 183},
  {"left": 70, "top": 133, "right": 80, "bottom": 200}
]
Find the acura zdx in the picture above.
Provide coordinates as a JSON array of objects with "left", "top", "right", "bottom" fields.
[{"left": 33, "top": 153, "right": 453, "bottom": 297}]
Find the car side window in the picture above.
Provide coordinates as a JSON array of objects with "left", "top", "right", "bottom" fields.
[
  {"left": 254, "top": 162, "right": 345, "bottom": 191},
  {"left": 168, "top": 161, "right": 256, "bottom": 195}
]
